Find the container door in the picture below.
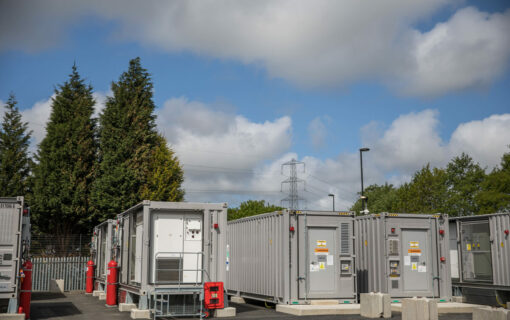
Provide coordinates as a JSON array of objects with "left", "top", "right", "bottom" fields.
[
  {"left": 298, "top": 215, "right": 354, "bottom": 300},
  {"left": 460, "top": 220, "right": 492, "bottom": 282},
  {"left": 0, "top": 200, "right": 22, "bottom": 295},
  {"left": 307, "top": 227, "right": 337, "bottom": 297},
  {"left": 402, "top": 229, "right": 432, "bottom": 293}
]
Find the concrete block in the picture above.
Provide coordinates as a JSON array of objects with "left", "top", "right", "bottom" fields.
[
  {"left": 0, "top": 314, "right": 25, "bottom": 320},
  {"left": 472, "top": 306, "right": 510, "bottom": 320},
  {"left": 92, "top": 290, "right": 103, "bottom": 297},
  {"left": 452, "top": 296, "right": 465, "bottom": 303},
  {"left": 99, "top": 292, "right": 106, "bottom": 300},
  {"left": 403, "top": 298, "right": 438, "bottom": 320},
  {"left": 402, "top": 298, "right": 418, "bottom": 320},
  {"left": 310, "top": 300, "right": 339, "bottom": 305},
  {"left": 275, "top": 304, "right": 359, "bottom": 316},
  {"left": 361, "top": 292, "right": 391, "bottom": 318},
  {"left": 130, "top": 308, "right": 150, "bottom": 319},
  {"left": 119, "top": 303, "right": 137, "bottom": 312},
  {"left": 213, "top": 307, "right": 236, "bottom": 318},
  {"left": 381, "top": 293, "right": 391, "bottom": 319},
  {"left": 230, "top": 296, "right": 246, "bottom": 304},
  {"left": 49, "top": 279, "right": 65, "bottom": 293}
]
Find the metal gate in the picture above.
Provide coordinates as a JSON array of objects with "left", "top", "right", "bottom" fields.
[{"left": 31, "top": 257, "right": 88, "bottom": 291}]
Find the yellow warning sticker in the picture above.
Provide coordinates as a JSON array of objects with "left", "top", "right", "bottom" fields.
[
  {"left": 316, "top": 240, "right": 327, "bottom": 248},
  {"left": 411, "top": 262, "right": 417, "bottom": 271},
  {"left": 410, "top": 241, "right": 419, "bottom": 248},
  {"left": 467, "top": 244, "right": 471, "bottom": 251},
  {"left": 319, "top": 262, "right": 325, "bottom": 270},
  {"left": 364, "top": 240, "right": 368, "bottom": 246},
  {"left": 501, "top": 242, "right": 505, "bottom": 248}
]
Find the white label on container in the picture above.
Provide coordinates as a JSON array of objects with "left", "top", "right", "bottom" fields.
[
  {"left": 327, "top": 255, "right": 334, "bottom": 266},
  {"left": 404, "top": 256, "right": 411, "bottom": 266},
  {"left": 310, "top": 264, "right": 319, "bottom": 272},
  {"left": 418, "top": 265, "right": 426, "bottom": 273},
  {"left": 316, "top": 240, "right": 327, "bottom": 247}
]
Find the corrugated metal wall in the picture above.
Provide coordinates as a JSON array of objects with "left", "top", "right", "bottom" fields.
[
  {"left": 32, "top": 257, "right": 88, "bottom": 291},
  {"left": 490, "top": 213, "right": 510, "bottom": 287},
  {"left": 227, "top": 212, "right": 287, "bottom": 302}
]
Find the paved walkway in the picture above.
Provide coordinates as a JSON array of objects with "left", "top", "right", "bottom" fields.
[{"left": 29, "top": 292, "right": 473, "bottom": 320}]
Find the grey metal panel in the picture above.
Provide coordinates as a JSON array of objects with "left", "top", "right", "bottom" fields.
[
  {"left": 227, "top": 210, "right": 356, "bottom": 304},
  {"left": 355, "top": 213, "right": 451, "bottom": 299},
  {"left": 451, "top": 213, "right": 510, "bottom": 290},
  {"left": 114, "top": 201, "right": 228, "bottom": 297},
  {"left": 0, "top": 197, "right": 24, "bottom": 300}
]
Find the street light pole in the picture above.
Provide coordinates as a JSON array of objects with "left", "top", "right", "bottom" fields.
[
  {"left": 328, "top": 194, "right": 335, "bottom": 211},
  {"left": 359, "top": 147, "right": 370, "bottom": 214}
]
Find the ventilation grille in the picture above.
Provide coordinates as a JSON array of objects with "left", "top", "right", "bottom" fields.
[
  {"left": 0, "top": 209, "right": 15, "bottom": 245},
  {"left": 156, "top": 258, "right": 182, "bottom": 282},
  {"left": 389, "top": 239, "right": 399, "bottom": 256},
  {"left": 392, "top": 280, "right": 399, "bottom": 289},
  {"left": 340, "top": 223, "right": 350, "bottom": 255}
]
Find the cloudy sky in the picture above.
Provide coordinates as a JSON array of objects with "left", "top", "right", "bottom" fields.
[{"left": 1, "top": 0, "right": 509, "bottom": 210}]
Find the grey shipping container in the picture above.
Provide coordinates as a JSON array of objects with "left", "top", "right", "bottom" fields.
[
  {"left": 91, "top": 219, "right": 118, "bottom": 292},
  {"left": 355, "top": 213, "right": 451, "bottom": 300},
  {"left": 0, "top": 197, "right": 30, "bottom": 314},
  {"left": 115, "top": 201, "right": 228, "bottom": 317},
  {"left": 227, "top": 210, "right": 357, "bottom": 304},
  {"left": 449, "top": 213, "right": 510, "bottom": 302}
]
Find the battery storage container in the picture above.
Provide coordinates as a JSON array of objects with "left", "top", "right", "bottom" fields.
[
  {"left": 227, "top": 210, "right": 356, "bottom": 304},
  {"left": 355, "top": 213, "right": 451, "bottom": 300},
  {"left": 91, "top": 219, "right": 118, "bottom": 292},
  {"left": 0, "top": 197, "right": 30, "bottom": 314},
  {"left": 115, "top": 201, "right": 228, "bottom": 314},
  {"left": 449, "top": 213, "right": 510, "bottom": 295}
]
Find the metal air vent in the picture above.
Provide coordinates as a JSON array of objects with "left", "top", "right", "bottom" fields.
[
  {"left": 156, "top": 258, "right": 182, "bottom": 282},
  {"left": 340, "top": 223, "right": 350, "bottom": 255}
]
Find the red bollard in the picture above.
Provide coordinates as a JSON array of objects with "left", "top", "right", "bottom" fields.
[
  {"left": 106, "top": 260, "right": 118, "bottom": 306},
  {"left": 86, "top": 260, "right": 94, "bottom": 293},
  {"left": 20, "top": 260, "right": 32, "bottom": 319}
]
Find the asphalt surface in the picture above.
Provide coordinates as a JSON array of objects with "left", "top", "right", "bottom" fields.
[{"left": 29, "top": 292, "right": 473, "bottom": 320}]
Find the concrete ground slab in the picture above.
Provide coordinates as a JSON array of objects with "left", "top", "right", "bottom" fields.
[
  {"left": 130, "top": 309, "right": 150, "bottom": 319},
  {"left": 310, "top": 300, "right": 339, "bottom": 305},
  {"left": 213, "top": 307, "right": 236, "bottom": 318},
  {"left": 0, "top": 314, "right": 25, "bottom": 320},
  {"left": 230, "top": 296, "right": 246, "bottom": 304},
  {"left": 119, "top": 303, "right": 136, "bottom": 312},
  {"left": 392, "top": 302, "right": 483, "bottom": 314},
  {"left": 276, "top": 303, "right": 360, "bottom": 316}
]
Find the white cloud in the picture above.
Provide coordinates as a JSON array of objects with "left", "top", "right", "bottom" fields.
[
  {"left": 403, "top": 7, "right": 510, "bottom": 96},
  {"left": 3, "top": 1, "right": 510, "bottom": 96},
  {"left": 449, "top": 114, "right": 510, "bottom": 168}
]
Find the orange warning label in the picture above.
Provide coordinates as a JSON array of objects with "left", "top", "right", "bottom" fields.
[
  {"left": 315, "top": 248, "right": 329, "bottom": 253},
  {"left": 408, "top": 249, "right": 421, "bottom": 254}
]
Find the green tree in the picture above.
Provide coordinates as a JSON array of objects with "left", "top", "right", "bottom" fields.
[
  {"left": 0, "top": 93, "right": 33, "bottom": 196},
  {"left": 140, "top": 134, "right": 185, "bottom": 201},
  {"left": 31, "top": 65, "right": 97, "bottom": 237},
  {"left": 405, "top": 164, "right": 448, "bottom": 214},
  {"left": 350, "top": 183, "right": 398, "bottom": 214},
  {"left": 92, "top": 57, "right": 183, "bottom": 222},
  {"left": 445, "top": 153, "right": 486, "bottom": 216},
  {"left": 476, "top": 151, "right": 510, "bottom": 214},
  {"left": 228, "top": 200, "right": 284, "bottom": 221}
]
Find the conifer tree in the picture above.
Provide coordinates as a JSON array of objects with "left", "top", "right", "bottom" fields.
[
  {"left": 0, "top": 93, "right": 33, "bottom": 196},
  {"left": 92, "top": 57, "right": 184, "bottom": 221},
  {"left": 31, "top": 65, "right": 97, "bottom": 237}
]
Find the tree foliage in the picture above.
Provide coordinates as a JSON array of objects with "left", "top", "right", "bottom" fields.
[
  {"left": 228, "top": 200, "right": 284, "bottom": 221},
  {"left": 350, "top": 151, "right": 510, "bottom": 216},
  {"left": 0, "top": 93, "right": 33, "bottom": 196},
  {"left": 92, "top": 57, "right": 183, "bottom": 222},
  {"left": 31, "top": 65, "right": 97, "bottom": 236},
  {"left": 476, "top": 152, "right": 510, "bottom": 214}
]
